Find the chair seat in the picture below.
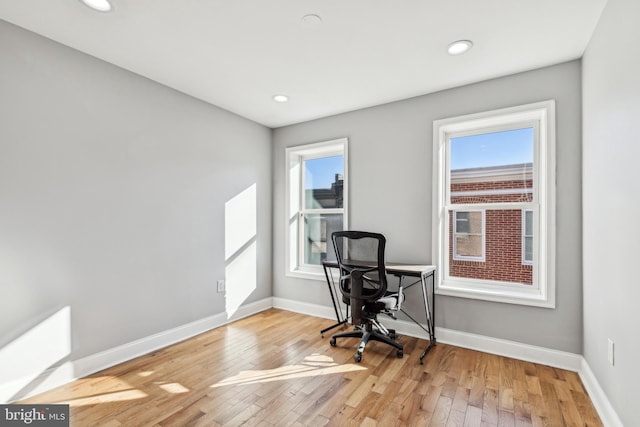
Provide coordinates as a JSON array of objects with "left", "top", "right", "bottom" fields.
[{"left": 377, "top": 291, "right": 404, "bottom": 310}]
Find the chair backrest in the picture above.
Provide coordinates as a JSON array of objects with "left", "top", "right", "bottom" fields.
[{"left": 331, "top": 231, "right": 387, "bottom": 321}]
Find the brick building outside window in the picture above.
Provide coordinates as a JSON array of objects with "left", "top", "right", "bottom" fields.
[{"left": 449, "top": 163, "right": 533, "bottom": 285}]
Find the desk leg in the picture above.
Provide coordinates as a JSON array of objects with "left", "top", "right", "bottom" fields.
[
  {"left": 321, "top": 319, "right": 348, "bottom": 337},
  {"left": 419, "top": 271, "right": 436, "bottom": 364},
  {"left": 321, "top": 264, "right": 348, "bottom": 337}
]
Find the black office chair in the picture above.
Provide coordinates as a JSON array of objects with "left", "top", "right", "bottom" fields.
[{"left": 329, "top": 231, "right": 404, "bottom": 362}]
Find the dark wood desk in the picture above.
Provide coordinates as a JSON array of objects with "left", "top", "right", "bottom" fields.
[{"left": 322, "top": 260, "right": 436, "bottom": 363}]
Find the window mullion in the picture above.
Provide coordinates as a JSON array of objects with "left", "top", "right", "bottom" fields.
[
  {"left": 300, "top": 208, "right": 344, "bottom": 215},
  {"left": 447, "top": 202, "right": 536, "bottom": 211}
]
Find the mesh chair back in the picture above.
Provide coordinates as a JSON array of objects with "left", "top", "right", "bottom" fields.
[{"left": 331, "top": 231, "right": 387, "bottom": 303}]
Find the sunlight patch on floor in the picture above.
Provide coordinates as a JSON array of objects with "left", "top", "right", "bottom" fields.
[
  {"left": 43, "top": 376, "right": 193, "bottom": 406},
  {"left": 210, "top": 354, "right": 366, "bottom": 388},
  {"left": 59, "top": 388, "right": 148, "bottom": 407},
  {"left": 156, "top": 382, "right": 190, "bottom": 394}
]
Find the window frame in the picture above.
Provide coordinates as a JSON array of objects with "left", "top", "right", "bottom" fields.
[
  {"left": 285, "top": 138, "right": 348, "bottom": 280},
  {"left": 432, "top": 101, "right": 556, "bottom": 307}
]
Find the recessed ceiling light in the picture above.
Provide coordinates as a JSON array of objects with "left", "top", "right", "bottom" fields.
[
  {"left": 273, "top": 95, "right": 289, "bottom": 103},
  {"left": 80, "top": 0, "right": 113, "bottom": 12},
  {"left": 301, "top": 14, "right": 322, "bottom": 26},
  {"left": 447, "top": 40, "right": 473, "bottom": 55}
]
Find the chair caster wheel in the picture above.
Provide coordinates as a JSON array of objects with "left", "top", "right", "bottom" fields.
[
  {"left": 396, "top": 349, "right": 404, "bottom": 358},
  {"left": 354, "top": 352, "right": 362, "bottom": 362},
  {"left": 330, "top": 337, "right": 336, "bottom": 347}
]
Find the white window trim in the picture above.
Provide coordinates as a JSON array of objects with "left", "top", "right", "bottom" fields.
[
  {"left": 432, "top": 101, "right": 556, "bottom": 308},
  {"left": 285, "top": 138, "right": 348, "bottom": 280},
  {"left": 453, "top": 209, "right": 485, "bottom": 262}
]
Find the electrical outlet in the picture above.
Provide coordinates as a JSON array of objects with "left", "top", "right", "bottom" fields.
[
  {"left": 607, "top": 338, "right": 615, "bottom": 366},
  {"left": 217, "top": 279, "right": 225, "bottom": 293}
]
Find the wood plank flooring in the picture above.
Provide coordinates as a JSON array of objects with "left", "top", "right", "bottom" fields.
[{"left": 19, "top": 309, "right": 603, "bottom": 426}]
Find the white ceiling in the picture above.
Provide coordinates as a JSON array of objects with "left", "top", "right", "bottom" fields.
[{"left": 0, "top": 0, "right": 606, "bottom": 128}]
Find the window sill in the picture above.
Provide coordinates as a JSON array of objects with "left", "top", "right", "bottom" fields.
[
  {"left": 437, "top": 279, "right": 555, "bottom": 308},
  {"left": 286, "top": 268, "right": 327, "bottom": 281}
]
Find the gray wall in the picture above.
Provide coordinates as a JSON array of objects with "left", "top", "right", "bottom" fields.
[
  {"left": 273, "top": 61, "right": 583, "bottom": 353},
  {"left": 0, "top": 18, "right": 271, "bottom": 393},
  {"left": 582, "top": 0, "right": 640, "bottom": 425}
]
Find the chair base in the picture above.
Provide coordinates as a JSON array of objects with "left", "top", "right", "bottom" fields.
[{"left": 330, "top": 325, "right": 403, "bottom": 362}]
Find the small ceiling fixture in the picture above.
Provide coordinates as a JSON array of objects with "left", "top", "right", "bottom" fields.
[
  {"left": 273, "top": 95, "right": 289, "bottom": 103},
  {"left": 447, "top": 40, "right": 473, "bottom": 55},
  {"left": 80, "top": 0, "right": 113, "bottom": 12}
]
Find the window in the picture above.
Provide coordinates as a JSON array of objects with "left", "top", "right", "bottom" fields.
[
  {"left": 522, "top": 209, "right": 533, "bottom": 265},
  {"left": 453, "top": 210, "right": 485, "bottom": 261},
  {"left": 433, "top": 101, "right": 555, "bottom": 307},
  {"left": 286, "top": 138, "right": 348, "bottom": 278}
]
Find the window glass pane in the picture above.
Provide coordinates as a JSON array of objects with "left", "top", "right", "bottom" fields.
[
  {"left": 524, "top": 236, "right": 533, "bottom": 262},
  {"left": 453, "top": 210, "right": 484, "bottom": 260},
  {"left": 525, "top": 210, "right": 533, "bottom": 235},
  {"left": 455, "top": 211, "right": 483, "bottom": 235},
  {"left": 304, "top": 155, "right": 344, "bottom": 209},
  {"left": 450, "top": 209, "right": 532, "bottom": 285},
  {"left": 467, "top": 211, "right": 483, "bottom": 234},
  {"left": 523, "top": 210, "right": 533, "bottom": 263},
  {"left": 455, "top": 235, "right": 483, "bottom": 258},
  {"left": 455, "top": 211, "right": 470, "bottom": 233},
  {"left": 303, "top": 213, "right": 343, "bottom": 265},
  {"left": 450, "top": 128, "right": 534, "bottom": 204}
]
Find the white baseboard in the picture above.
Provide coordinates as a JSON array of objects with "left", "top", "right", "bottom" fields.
[
  {"left": 272, "top": 296, "right": 340, "bottom": 321},
  {"left": 4, "top": 298, "right": 272, "bottom": 403},
  {"left": 435, "top": 327, "right": 583, "bottom": 372},
  {"left": 578, "top": 358, "right": 624, "bottom": 427}
]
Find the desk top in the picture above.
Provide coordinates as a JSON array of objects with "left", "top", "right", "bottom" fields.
[{"left": 323, "top": 260, "right": 435, "bottom": 277}]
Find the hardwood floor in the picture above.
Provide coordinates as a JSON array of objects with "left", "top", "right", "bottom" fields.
[{"left": 19, "top": 309, "right": 602, "bottom": 426}]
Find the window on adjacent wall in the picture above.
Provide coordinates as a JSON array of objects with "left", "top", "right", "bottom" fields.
[
  {"left": 433, "top": 101, "right": 556, "bottom": 307},
  {"left": 286, "top": 138, "right": 348, "bottom": 279}
]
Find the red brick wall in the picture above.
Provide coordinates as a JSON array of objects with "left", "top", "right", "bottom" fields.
[
  {"left": 451, "top": 179, "right": 533, "bottom": 204},
  {"left": 452, "top": 179, "right": 533, "bottom": 193}
]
